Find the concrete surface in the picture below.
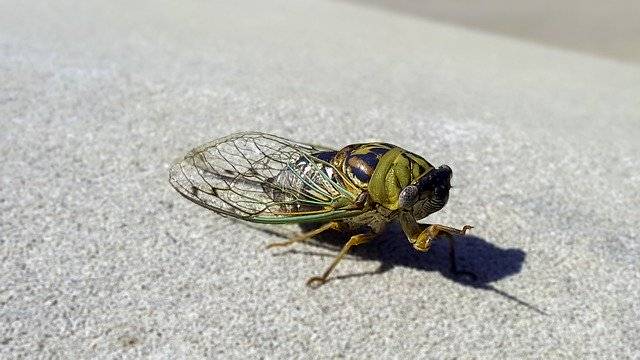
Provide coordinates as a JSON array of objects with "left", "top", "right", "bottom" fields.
[{"left": 1, "top": 0, "right": 639, "bottom": 358}]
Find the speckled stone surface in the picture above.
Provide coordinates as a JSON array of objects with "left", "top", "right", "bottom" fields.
[{"left": 1, "top": 0, "right": 639, "bottom": 358}]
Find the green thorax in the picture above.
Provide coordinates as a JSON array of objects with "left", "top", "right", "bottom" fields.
[{"left": 331, "top": 143, "right": 434, "bottom": 210}]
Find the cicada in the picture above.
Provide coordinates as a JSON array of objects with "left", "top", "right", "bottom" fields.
[{"left": 169, "top": 132, "right": 473, "bottom": 287}]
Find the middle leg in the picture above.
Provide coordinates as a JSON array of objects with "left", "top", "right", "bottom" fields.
[{"left": 266, "top": 221, "right": 341, "bottom": 249}]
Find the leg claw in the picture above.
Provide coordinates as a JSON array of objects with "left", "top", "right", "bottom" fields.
[{"left": 306, "top": 276, "right": 327, "bottom": 288}]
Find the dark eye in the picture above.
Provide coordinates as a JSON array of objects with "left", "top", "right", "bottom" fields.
[{"left": 398, "top": 185, "right": 419, "bottom": 209}]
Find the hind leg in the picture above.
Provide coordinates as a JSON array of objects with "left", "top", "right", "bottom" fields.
[{"left": 306, "top": 232, "right": 377, "bottom": 288}]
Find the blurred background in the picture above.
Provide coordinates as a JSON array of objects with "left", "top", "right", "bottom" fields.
[{"left": 348, "top": 0, "right": 640, "bottom": 63}]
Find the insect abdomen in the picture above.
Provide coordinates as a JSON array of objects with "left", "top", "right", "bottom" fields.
[{"left": 262, "top": 151, "right": 342, "bottom": 212}]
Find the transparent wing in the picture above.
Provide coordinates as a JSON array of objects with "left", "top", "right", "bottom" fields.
[{"left": 169, "top": 132, "right": 364, "bottom": 224}]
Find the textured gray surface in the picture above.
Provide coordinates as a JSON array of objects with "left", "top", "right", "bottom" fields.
[{"left": 1, "top": 0, "right": 639, "bottom": 358}]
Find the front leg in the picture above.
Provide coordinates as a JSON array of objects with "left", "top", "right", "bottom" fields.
[
  {"left": 410, "top": 223, "right": 473, "bottom": 252},
  {"left": 399, "top": 213, "right": 474, "bottom": 278}
]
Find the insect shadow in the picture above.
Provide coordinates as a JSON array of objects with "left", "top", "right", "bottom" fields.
[{"left": 252, "top": 222, "right": 544, "bottom": 314}]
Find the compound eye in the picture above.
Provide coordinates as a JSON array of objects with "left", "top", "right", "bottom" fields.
[{"left": 398, "top": 185, "right": 419, "bottom": 209}]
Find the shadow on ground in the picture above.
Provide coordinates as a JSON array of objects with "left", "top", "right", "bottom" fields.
[{"left": 255, "top": 222, "right": 544, "bottom": 313}]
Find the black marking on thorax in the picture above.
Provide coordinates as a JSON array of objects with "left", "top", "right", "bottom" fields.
[{"left": 335, "top": 143, "right": 394, "bottom": 188}]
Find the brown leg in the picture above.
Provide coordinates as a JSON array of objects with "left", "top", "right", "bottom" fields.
[
  {"left": 411, "top": 224, "right": 473, "bottom": 252},
  {"left": 306, "top": 232, "right": 376, "bottom": 288},
  {"left": 265, "top": 221, "right": 340, "bottom": 249},
  {"left": 399, "top": 214, "right": 474, "bottom": 278},
  {"left": 416, "top": 224, "right": 476, "bottom": 280}
]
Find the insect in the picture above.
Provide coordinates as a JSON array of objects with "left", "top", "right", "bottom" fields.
[{"left": 169, "top": 132, "right": 473, "bottom": 287}]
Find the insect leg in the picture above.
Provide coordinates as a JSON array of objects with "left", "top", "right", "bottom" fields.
[
  {"left": 424, "top": 224, "right": 474, "bottom": 240},
  {"left": 413, "top": 223, "right": 475, "bottom": 280},
  {"left": 306, "top": 232, "right": 377, "bottom": 288},
  {"left": 400, "top": 215, "right": 475, "bottom": 278},
  {"left": 404, "top": 221, "right": 473, "bottom": 252},
  {"left": 265, "top": 221, "right": 341, "bottom": 249}
]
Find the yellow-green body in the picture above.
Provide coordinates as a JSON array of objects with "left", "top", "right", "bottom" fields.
[
  {"left": 170, "top": 132, "right": 471, "bottom": 286},
  {"left": 366, "top": 146, "right": 433, "bottom": 210},
  {"left": 312, "top": 142, "right": 448, "bottom": 238}
]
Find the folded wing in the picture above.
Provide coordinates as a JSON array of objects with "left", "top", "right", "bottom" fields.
[{"left": 169, "top": 132, "right": 363, "bottom": 223}]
